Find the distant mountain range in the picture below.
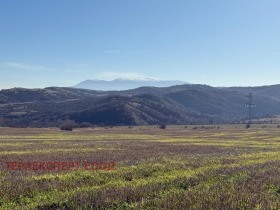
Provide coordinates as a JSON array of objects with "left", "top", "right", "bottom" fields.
[
  {"left": 1, "top": 83, "right": 280, "bottom": 127},
  {"left": 73, "top": 78, "right": 188, "bottom": 90}
]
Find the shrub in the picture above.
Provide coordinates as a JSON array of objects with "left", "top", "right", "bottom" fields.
[
  {"left": 245, "top": 123, "right": 251, "bottom": 129},
  {"left": 60, "top": 121, "right": 77, "bottom": 131},
  {"left": 79, "top": 122, "right": 93, "bottom": 128},
  {"left": 159, "top": 124, "right": 166, "bottom": 129}
]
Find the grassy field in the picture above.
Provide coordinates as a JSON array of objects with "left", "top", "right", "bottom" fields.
[{"left": 0, "top": 125, "right": 280, "bottom": 209}]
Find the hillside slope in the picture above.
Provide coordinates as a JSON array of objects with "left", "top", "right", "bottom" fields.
[
  {"left": 66, "top": 95, "right": 217, "bottom": 126},
  {"left": 224, "top": 84, "right": 280, "bottom": 100},
  {"left": 1, "top": 84, "right": 280, "bottom": 127}
]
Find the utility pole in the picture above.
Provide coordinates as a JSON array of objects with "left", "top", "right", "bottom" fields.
[{"left": 245, "top": 93, "right": 256, "bottom": 124}]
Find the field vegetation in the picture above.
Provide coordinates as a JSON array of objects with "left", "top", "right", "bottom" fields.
[{"left": 0, "top": 125, "right": 280, "bottom": 209}]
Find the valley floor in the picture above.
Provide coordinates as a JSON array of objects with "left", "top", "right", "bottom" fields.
[{"left": 0, "top": 125, "right": 280, "bottom": 209}]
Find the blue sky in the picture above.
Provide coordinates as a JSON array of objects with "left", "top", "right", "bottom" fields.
[{"left": 0, "top": 0, "right": 280, "bottom": 89}]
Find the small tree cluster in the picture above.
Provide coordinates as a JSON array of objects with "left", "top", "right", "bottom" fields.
[{"left": 60, "top": 120, "right": 77, "bottom": 131}]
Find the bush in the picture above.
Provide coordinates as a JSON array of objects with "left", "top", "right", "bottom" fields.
[
  {"left": 159, "top": 124, "right": 166, "bottom": 129},
  {"left": 245, "top": 123, "right": 251, "bottom": 129},
  {"left": 79, "top": 122, "right": 93, "bottom": 128},
  {"left": 60, "top": 121, "right": 77, "bottom": 131}
]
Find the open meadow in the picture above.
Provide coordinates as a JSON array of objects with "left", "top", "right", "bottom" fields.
[{"left": 0, "top": 125, "right": 280, "bottom": 209}]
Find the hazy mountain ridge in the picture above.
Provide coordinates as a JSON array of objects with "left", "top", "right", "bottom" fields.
[
  {"left": 1, "top": 84, "right": 280, "bottom": 127},
  {"left": 73, "top": 78, "right": 187, "bottom": 90}
]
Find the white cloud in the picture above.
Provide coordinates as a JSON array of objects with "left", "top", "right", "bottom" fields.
[
  {"left": 96, "top": 71, "right": 157, "bottom": 81},
  {"left": 73, "top": 64, "right": 87, "bottom": 68},
  {"left": 64, "top": 69, "right": 84, "bottom": 73},
  {"left": 2, "top": 62, "right": 54, "bottom": 71}
]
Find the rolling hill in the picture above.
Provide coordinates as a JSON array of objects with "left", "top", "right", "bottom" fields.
[{"left": 1, "top": 84, "right": 280, "bottom": 127}]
